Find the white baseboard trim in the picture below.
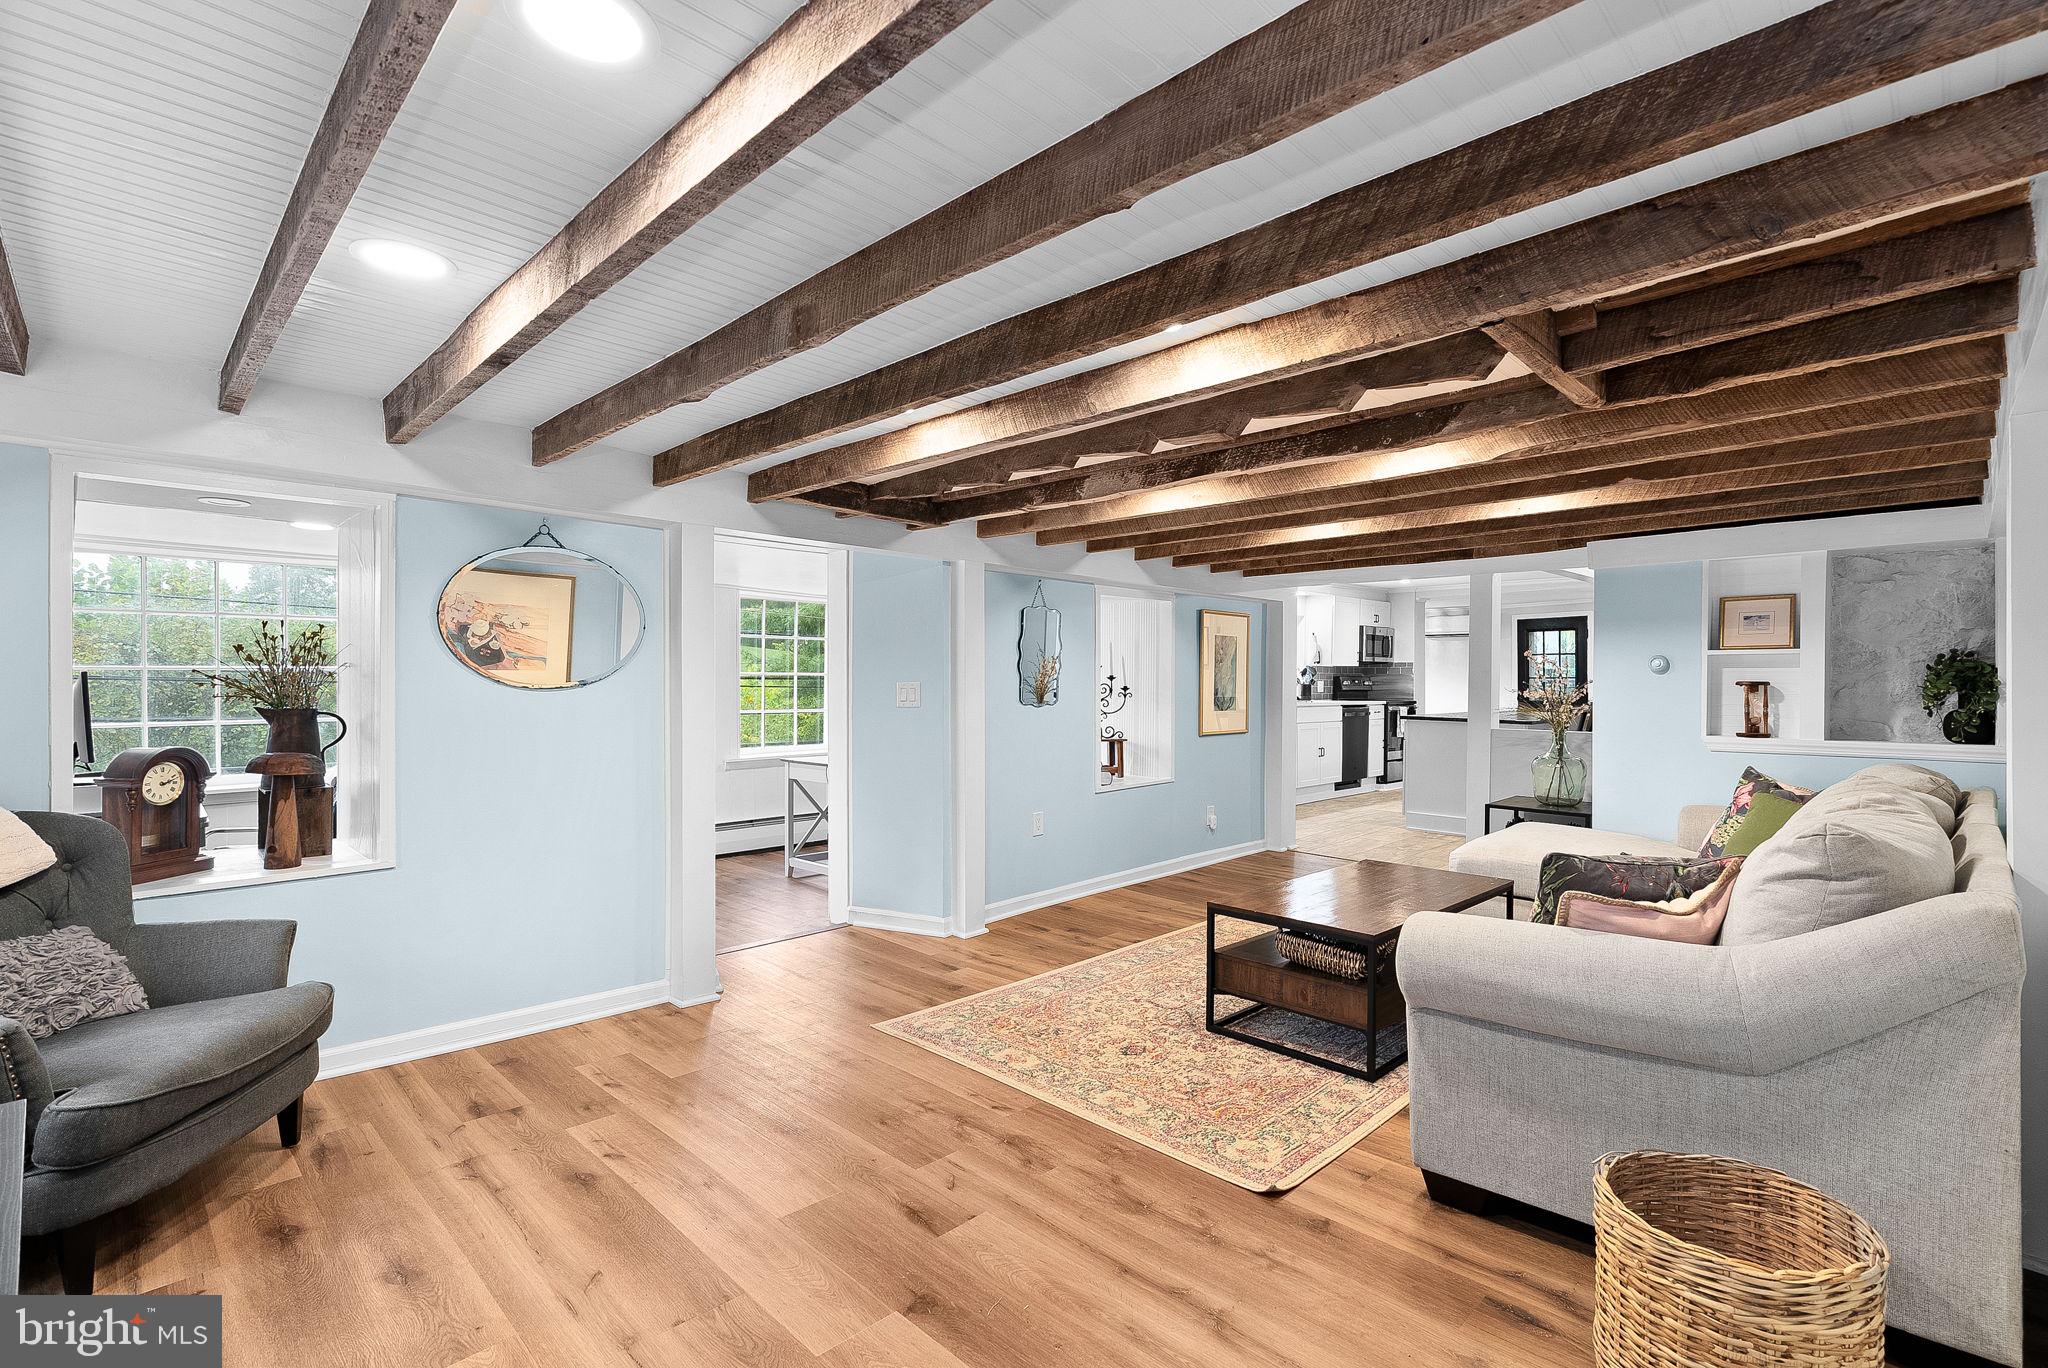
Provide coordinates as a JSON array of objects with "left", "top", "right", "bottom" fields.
[
  {"left": 316, "top": 980, "right": 673, "bottom": 1079},
  {"left": 1405, "top": 811, "right": 1467, "bottom": 836},
  {"left": 984, "top": 839, "right": 1267, "bottom": 925},
  {"left": 668, "top": 990, "right": 722, "bottom": 1010},
  {"left": 848, "top": 906, "right": 953, "bottom": 937}
]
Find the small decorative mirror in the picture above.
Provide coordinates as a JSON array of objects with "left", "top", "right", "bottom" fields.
[
  {"left": 1017, "top": 581, "right": 1062, "bottom": 706},
  {"left": 437, "top": 522, "right": 645, "bottom": 689}
]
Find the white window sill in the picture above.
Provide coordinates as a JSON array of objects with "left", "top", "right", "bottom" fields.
[
  {"left": 133, "top": 842, "right": 391, "bottom": 900},
  {"left": 1098, "top": 774, "right": 1173, "bottom": 793},
  {"left": 723, "top": 748, "right": 829, "bottom": 771},
  {"left": 75, "top": 771, "right": 333, "bottom": 797},
  {"left": 1701, "top": 736, "right": 2005, "bottom": 762}
]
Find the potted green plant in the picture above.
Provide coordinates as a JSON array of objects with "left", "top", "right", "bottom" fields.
[
  {"left": 1520, "top": 650, "right": 1590, "bottom": 807},
  {"left": 1921, "top": 648, "right": 1999, "bottom": 745}
]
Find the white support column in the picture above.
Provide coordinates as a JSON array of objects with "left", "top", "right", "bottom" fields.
[
  {"left": 1464, "top": 572, "right": 1498, "bottom": 839},
  {"left": 2004, "top": 405, "right": 2048, "bottom": 1270},
  {"left": 667, "top": 523, "right": 720, "bottom": 1006},
  {"left": 949, "top": 558, "right": 988, "bottom": 938},
  {"left": 1264, "top": 595, "right": 1297, "bottom": 851},
  {"left": 825, "top": 547, "right": 852, "bottom": 926}
]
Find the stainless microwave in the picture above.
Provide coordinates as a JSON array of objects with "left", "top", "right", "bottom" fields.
[{"left": 1360, "top": 626, "right": 1393, "bottom": 661}]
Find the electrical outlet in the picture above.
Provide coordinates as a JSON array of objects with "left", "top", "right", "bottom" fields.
[
  {"left": 1031, "top": 812, "right": 1045, "bottom": 837},
  {"left": 1205, "top": 804, "right": 1218, "bottom": 831},
  {"left": 895, "top": 682, "right": 921, "bottom": 708}
]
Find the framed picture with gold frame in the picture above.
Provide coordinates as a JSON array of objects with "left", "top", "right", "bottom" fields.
[
  {"left": 1716, "top": 593, "right": 1798, "bottom": 651},
  {"left": 1198, "top": 609, "right": 1252, "bottom": 736}
]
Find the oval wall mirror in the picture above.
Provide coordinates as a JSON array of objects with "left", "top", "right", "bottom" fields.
[{"left": 437, "top": 533, "right": 645, "bottom": 690}]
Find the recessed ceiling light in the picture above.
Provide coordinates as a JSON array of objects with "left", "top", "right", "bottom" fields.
[
  {"left": 349, "top": 238, "right": 452, "bottom": 281},
  {"left": 290, "top": 520, "right": 337, "bottom": 533},
  {"left": 196, "top": 495, "right": 252, "bottom": 508},
  {"left": 520, "top": 0, "right": 650, "bottom": 64}
]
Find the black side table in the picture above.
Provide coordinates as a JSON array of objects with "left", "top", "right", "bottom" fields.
[{"left": 1484, "top": 795, "right": 1593, "bottom": 834}]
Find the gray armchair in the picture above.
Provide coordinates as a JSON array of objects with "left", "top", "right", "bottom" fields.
[{"left": 1, "top": 812, "right": 332, "bottom": 1292}]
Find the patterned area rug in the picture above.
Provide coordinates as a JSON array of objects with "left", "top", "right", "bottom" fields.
[{"left": 876, "top": 923, "right": 1408, "bottom": 1191}]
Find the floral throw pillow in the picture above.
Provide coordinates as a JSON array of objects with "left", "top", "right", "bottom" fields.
[
  {"left": 1557, "top": 859, "right": 1743, "bottom": 944},
  {"left": 0, "top": 926, "right": 149, "bottom": 1038},
  {"left": 1533, "top": 853, "right": 1742, "bottom": 927},
  {"left": 1699, "top": 767, "right": 1815, "bottom": 859}
]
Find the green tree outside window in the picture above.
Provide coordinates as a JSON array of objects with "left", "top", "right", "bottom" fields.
[{"left": 737, "top": 596, "right": 825, "bottom": 750}]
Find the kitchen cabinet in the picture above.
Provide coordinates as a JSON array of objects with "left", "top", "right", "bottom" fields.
[
  {"left": 1297, "top": 705, "right": 1343, "bottom": 787},
  {"left": 1298, "top": 593, "right": 1336, "bottom": 670},
  {"left": 1333, "top": 597, "right": 1362, "bottom": 666}
]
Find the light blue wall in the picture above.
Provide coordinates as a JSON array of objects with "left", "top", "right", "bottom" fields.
[
  {"left": 0, "top": 446, "right": 668, "bottom": 1049},
  {"left": 984, "top": 571, "right": 1265, "bottom": 906},
  {"left": 1593, "top": 561, "right": 2006, "bottom": 839},
  {"left": 849, "top": 551, "right": 952, "bottom": 922},
  {"left": 0, "top": 446, "right": 51, "bottom": 810}
]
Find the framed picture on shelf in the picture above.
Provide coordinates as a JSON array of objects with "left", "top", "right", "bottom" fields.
[
  {"left": 1717, "top": 593, "right": 1798, "bottom": 651},
  {"left": 1198, "top": 609, "right": 1252, "bottom": 736}
]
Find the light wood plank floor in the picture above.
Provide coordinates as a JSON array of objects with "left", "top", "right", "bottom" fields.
[
  {"left": 717, "top": 848, "right": 837, "bottom": 953},
  {"left": 1296, "top": 788, "right": 1463, "bottom": 867},
  {"left": 24, "top": 845, "right": 1998, "bottom": 1366}
]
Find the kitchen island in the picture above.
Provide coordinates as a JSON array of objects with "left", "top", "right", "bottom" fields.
[{"left": 1402, "top": 714, "right": 1594, "bottom": 835}]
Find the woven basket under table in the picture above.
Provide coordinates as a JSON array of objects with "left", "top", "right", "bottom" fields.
[{"left": 1593, "top": 1151, "right": 1888, "bottom": 1368}]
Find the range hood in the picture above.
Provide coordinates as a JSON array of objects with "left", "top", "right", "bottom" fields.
[{"left": 1424, "top": 609, "right": 1470, "bottom": 638}]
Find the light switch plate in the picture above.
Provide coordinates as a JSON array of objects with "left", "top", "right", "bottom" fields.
[{"left": 895, "top": 682, "right": 922, "bottom": 708}]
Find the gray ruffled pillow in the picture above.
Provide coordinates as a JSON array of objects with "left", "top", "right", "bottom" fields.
[{"left": 0, "top": 926, "right": 149, "bottom": 1038}]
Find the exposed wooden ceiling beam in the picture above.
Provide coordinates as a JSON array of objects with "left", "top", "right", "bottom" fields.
[
  {"left": 1231, "top": 472, "right": 1988, "bottom": 575},
  {"left": 217, "top": 0, "right": 457, "bottom": 414},
  {"left": 867, "top": 331, "right": 1504, "bottom": 499},
  {"left": 983, "top": 338, "right": 2007, "bottom": 541},
  {"left": 956, "top": 284, "right": 2008, "bottom": 534},
  {"left": 1216, "top": 460, "right": 1987, "bottom": 572},
  {"left": 380, "top": 0, "right": 988, "bottom": 446},
  {"left": 884, "top": 205, "right": 2031, "bottom": 516},
  {"left": 1563, "top": 203, "right": 2032, "bottom": 372},
  {"left": 1158, "top": 423, "right": 1992, "bottom": 563},
  {"left": 1485, "top": 311, "right": 1604, "bottom": 407},
  {"left": 879, "top": 204, "right": 2025, "bottom": 512},
  {"left": 1599, "top": 277, "right": 2017, "bottom": 406},
  {"left": 534, "top": 0, "right": 1573, "bottom": 469},
  {"left": 1099, "top": 390, "right": 1998, "bottom": 554},
  {"left": 742, "top": 73, "right": 2048, "bottom": 501},
  {"left": 672, "top": 0, "right": 2048, "bottom": 487},
  {"left": 0, "top": 233, "right": 26, "bottom": 375}
]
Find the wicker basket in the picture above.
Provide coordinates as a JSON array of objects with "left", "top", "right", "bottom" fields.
[{"left": 1593, "top": 1151, "right": 1888, "bottom": 1368}]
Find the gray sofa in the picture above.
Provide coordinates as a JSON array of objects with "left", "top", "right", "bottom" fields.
[
  {"left": 1, "top": 811, "right": 332, "bottom": 1292},
  {"left": 1399, "top": 766, "right": 2024, "bottom": 1365}
]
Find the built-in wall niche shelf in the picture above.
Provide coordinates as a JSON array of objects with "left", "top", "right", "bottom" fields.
[
  {"left": 1702, "top": 736, "right": 2003, "bottom": 762},
  {"left": 1698, "top": 546, "right": 2005, "bottom": 766},
  {"left": 1701, "top": 551, "right": 1823, "bottom": 744}
]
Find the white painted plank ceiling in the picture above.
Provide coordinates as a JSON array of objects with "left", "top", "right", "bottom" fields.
[{"left": 2, "top": 0, "right": 2045, "bottom": 473}]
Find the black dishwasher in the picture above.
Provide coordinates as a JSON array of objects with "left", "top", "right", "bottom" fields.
[{"left": 1339, "top": 706, "right": 1375, "bottom": 788}]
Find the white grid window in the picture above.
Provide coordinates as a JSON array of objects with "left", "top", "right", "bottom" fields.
[
  {"left": 72, "top": 550, "right": 340, "bottom": 775},
  {"left": 737, "top": 596, "right": 825, "bottom": 749}
]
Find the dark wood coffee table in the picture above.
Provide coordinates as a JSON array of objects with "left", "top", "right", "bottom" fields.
[{"left": 1205, "top": 860, "right": 1513, "bottom": 1081}]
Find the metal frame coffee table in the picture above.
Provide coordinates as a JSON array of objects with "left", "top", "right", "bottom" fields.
[{"left": 1205, "top": 860, "right": 1512, "bottom": 1081}]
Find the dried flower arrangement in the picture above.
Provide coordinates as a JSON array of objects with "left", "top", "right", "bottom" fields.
[
  {"left": 1031, "top": 652, "right": 1061, "bottom": 706},
  {"left": 1519, "top": 649, "right": 1589, "bottom": 743},
  {"left": 192, "top": 620, "right": 344, "bottom": 711}
]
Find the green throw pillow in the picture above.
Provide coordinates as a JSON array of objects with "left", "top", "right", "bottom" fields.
[{"left": 1717, "top": 790, "right": 1802, "bottom": 857}]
